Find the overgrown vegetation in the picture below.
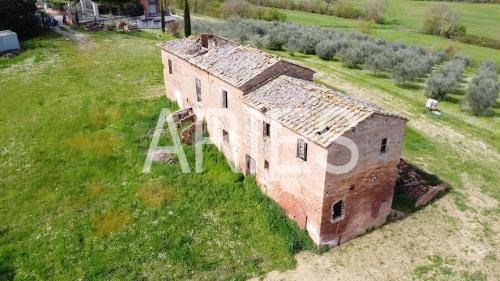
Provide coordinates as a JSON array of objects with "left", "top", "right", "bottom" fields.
[{"left": 0, "top": 31, "right": 315, "bottom": 280}]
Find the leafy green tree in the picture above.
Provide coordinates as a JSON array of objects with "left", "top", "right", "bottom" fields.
[
  {"left": 184, "top": 0, "right": 191, "bottom": 37},
  {"left": 0, "top": 0, "right": 40, "bottom": 39}
]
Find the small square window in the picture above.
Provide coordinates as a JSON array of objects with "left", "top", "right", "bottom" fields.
[
  {"left": 168, "top": 59, "right": 173, "bottom": 74},
  {"left": 380, "top": 138, "right": 388, "bottom": 153},
  {"left": 264, "top": 160, "right": 269, "bottom": 170},
  {"left": 296, "top": 139, "right": 307, "bottom": 161},
  {"left": 222, "top": 90, "right": 228, "bottom": 108},
  {"left": 331, "top": 200, "right": 344, "bottom": 222},
  {"left": 263, "top": 122, "right": 270, "bottom": 137},
  {"left": 222, "top": 129, "right": 229, "bottom": 143}
]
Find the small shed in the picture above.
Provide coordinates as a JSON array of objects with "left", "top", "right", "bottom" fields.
[{"left": 0, "top": 30, "right": 21, "bottom": 53}]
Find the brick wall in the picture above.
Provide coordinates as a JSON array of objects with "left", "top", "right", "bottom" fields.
[
  {"left": 319, "top": 114, "right": 406, "bottom": 246},
  {"left": 162, "top": 48, "right": 407, "bottom": 247}
]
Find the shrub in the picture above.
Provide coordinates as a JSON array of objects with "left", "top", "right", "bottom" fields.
[
  {"left": 315, "top": 40, "right": 338, "bottom": 60},
  {"left": 261, "top": 7, "right": 287, "bottom": 22},
  {"left": 0, "top": 0, "right": 41, "bottom": 39},
  {"left": 357, "top": 19, "right": 375, "bottom": 34},
  {"left": 334, "top": 1, "right": 362, "bottom": 19},
  {"left": 422, "top": 3, "right": 461, "bottom": 38},
  {"left": 363, "top": 0, "right": 388, "bottom": 23},
  {"left": 465, "top": 60, "right": 499, "bottom": 113},
  {"left": 98, "top": 0, "right": 144, "bottom": 17}
]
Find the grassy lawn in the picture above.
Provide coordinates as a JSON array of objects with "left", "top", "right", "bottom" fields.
[
  {"left": 281, "top": 3, "right": 500, "bottom": 65},
  {"left": 0, "top": 31, "right": 313, "bottom": 280}
]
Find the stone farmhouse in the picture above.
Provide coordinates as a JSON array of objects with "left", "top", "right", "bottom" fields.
[{"left": 160, "top": 34, "right": 407, "bottom": 247}]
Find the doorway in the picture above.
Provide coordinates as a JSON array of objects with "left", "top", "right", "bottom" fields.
[{"left": 245, "top": 154, "right": 256, "bottom": 175}]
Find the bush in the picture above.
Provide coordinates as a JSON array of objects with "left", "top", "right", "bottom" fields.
[
  {"left": 261, "top": 7, "right": 286, "bottom": 22},
  {"left": 0, "top": 0, "right": 41, "bottom": 39},
  {"left": 465, "top": 60, "right": 499, "bottom": 113},
  {"left": 315, "top": 40, "right": 338, "bottom": 60},
  {"left": 363, "top": 0, "right": 388, "bottom": 23},
  {"left": 334, "top": 1, "right": 362, "bottom": 19},
  {"left": 98, "top": 0, "right": 144, "bottom": 17},
  {"left": 422, "top": 3, "right": 462, "bottom": 38},
  {"left": 48, "top": 0, "right": 67, "bottom": 10}
]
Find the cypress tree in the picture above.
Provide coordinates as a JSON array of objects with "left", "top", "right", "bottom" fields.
[
  {"left": 160, "top": 0, "right": 165, "bottom": 33},
  {"left": 184, "top": 0, "right": 191, "bottom": 37}
]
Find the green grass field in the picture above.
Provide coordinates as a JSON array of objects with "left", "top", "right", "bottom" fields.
[
  {"left": 281, "top": 1, "right": 500, "bottom": 65},
  {"left": 347, "top": 0, "right": 500, "bottom": 40},
  {"left": 0, "top": 25, "right": 498, "bottom": 279},
  {"left": 0, "top": 31, "right": 314, "bottom": 280}
]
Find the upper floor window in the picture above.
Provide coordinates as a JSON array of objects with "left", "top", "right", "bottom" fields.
[
  {"left": 263, "top": 122, "right": 270, "bottom": 138},
  {"left": 222, "top": 129, "right": 229, "bottom": 143},
  {"left": 264, "top": 160, "right": 269, "bottom": 170},
  {"left": 380, "top": 138, "right": 388, "bottom": 153},
  {"left": 296, "top": 139, "right": 307, "bottom": 161},
  {"left": 195, "top": 78, "right": 202, "bottom": 102},
  {"left": 168, "top": 59, "right": 173, "bottom": 74},
  {"left": 331, "top": 200, "right": 344, "bottom": 223},
  {"left": 222, "top": 90, "right": 228, "bottom": 108}
]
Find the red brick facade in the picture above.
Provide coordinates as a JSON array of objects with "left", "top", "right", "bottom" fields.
[{"left": 160, "top": 35, "right": 407, "bottom": 246}]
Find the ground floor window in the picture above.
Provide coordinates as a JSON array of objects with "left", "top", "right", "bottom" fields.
[
  {"left": 331, "top": 200, "right": 344, "bottom": 223},
  {"left": 222, "top": 129, "right": 229, "bottom": 143}
]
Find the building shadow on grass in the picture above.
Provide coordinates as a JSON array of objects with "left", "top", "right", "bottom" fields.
[{"left": 390, "top": 158, "right": 450, "bottom": 216}]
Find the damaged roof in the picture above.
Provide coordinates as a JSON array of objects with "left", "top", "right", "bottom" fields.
[
  {"left": 160, "top": 35, "right": 281, "bottom": 88},
  {"left": 244, "top": 75, "right": 406, "bottom": 147}
]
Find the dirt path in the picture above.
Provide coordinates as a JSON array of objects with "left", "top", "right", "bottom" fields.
[
  {"left": 54, "top": 26, "right": 90, "bottom": 47},
  {"left": 315, "top": 71, "right": 500, "bottom": 165}
]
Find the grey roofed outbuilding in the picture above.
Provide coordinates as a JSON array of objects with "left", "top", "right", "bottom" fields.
[{"left": 0, "top": 30, "right": 20, "bottom": 53}]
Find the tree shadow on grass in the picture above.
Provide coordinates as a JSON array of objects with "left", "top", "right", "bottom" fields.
[
  {"left": 0, "top": 227, "right": 15, "bottom": 281},
  {"left": 396, "top": 82, "right": 422, "bottom": 91}
]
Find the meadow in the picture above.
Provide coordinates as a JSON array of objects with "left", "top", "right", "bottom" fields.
[{"left": 0, "top": 21, "right": 498, "bottom": 280}]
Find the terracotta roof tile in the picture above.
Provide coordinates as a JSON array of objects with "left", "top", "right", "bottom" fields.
[
  {"left": 244, "top": 75, "right": 406, "bottom": 147},
  {"left": 160, "top": 35, "right": 281, "bottom": 88}
]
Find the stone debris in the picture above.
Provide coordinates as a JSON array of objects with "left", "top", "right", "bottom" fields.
[
  {"left": 396, "top": 159, "right": 448, "bottom": 208},
  {"left": 150, "top": 149, "right": 176, "bottom": 164}
]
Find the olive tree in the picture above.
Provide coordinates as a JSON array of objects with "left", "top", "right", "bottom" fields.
[{"left": 465, "top": 60, "right": 499, "bottom": 114}]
